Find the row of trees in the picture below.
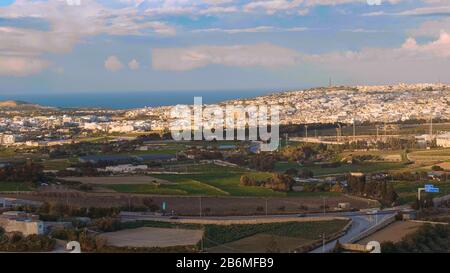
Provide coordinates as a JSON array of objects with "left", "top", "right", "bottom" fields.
[
  {"left": 23, "top": 199, "right": 159, "bottom": 221},
  {"left": 347, "top": 174, "right": 398, "bottom": 205},
  {"left": 240, "top": 173, "right": 295, "bottom": 192},
  {"left": 0, "top": 161, "right": 45, "bottom": 184}
]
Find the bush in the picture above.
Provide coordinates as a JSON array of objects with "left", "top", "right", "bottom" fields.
[
  {"left": 50, "top": 229, "right": 80, "bottom": 241},
  {"left": 91, "top": 217, "right": 122, "bottom": 232},
  {"left": 0, "top": 233, "right": 55, "bottom": 252},
  {"left": 381, "top": 224, "right": 450, "bottom": 253},
  {"left": 431, "top": 165, "right": 444, "bottom": 171}
]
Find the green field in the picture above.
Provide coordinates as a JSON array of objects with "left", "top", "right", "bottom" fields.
[
  {"left": 203, "top": 219, "right": 349, "bottom": 249},
  {"left": 101, "top": 163, "right": 346, "bottom": 197},
  {"left": 101, "top": 164, "right": 285, "bottom": 196},
  {"left": 41, "top": 159, "right": 73, "bottom": 170},
  {"left": 102, "top": 178, "right": 229, "bottom": 196},
  {"left": 275, "top": 161, "right": 407, "bottom": 176},
  {"left": 152, "top": 164, "right": 280, "bottom": 196},
  {"left": 0, "top": 182, "right": 33, "bottom": 192}
]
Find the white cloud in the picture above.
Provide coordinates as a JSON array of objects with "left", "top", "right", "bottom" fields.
[
  {"left": 244, "top": 0, "right": 404, "bottom": 14},
  {"left": 152, "top": 43, "right": 301, "bottom": 71},
  {"left": 305, "top": 31, "right": 450, "bottom": 82},
  {"left": 0, "top": 56, "right": 50, "bottom": 77},
  {"left": 410, "top": 18, "right": 450, "bottom": 38},
  {"left": 105, "top": 56, "right": 124, "bottom": 72},
  {"left": 363, "top": 4, "right": 450, "bottom": 17},
  {"left": 0, "top": 0, "right": 177, "bottom": 76},
  {"left": 192, "top": 26, "right": 307, "bottom": 34},
  {"left": 391, "top": 5, "right": 450, "bottom": 16},
  {"left": 310, "top": 32, "right": 450, "bottom": 62},
  {"left": 128, "top": 59, "right": 140, "bottom": 70},
  {"left": 401, "top": 31, "right": 450, "bottom": 58}
]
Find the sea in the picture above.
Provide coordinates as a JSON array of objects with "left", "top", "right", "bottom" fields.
[{"left": 0, "top": 90, "right": 280, "bottom": 109}]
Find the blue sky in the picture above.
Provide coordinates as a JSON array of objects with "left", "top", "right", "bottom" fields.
[{"left": 1, "top": 0, "right": 450, "bottom": 94}]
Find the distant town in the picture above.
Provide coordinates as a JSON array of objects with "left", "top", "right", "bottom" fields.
[{"left": 0, "top": 83, "right": 449, "bottom": 148}]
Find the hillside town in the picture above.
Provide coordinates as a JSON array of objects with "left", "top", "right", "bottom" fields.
[{"left": 0, "top": 83, "right": 449, "bottom": 147}]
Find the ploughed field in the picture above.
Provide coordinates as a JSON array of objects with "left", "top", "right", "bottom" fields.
[{"left": 101, "top": 227, "right": 204, "bottom": 248}]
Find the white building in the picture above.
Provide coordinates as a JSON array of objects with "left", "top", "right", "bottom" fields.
[
  {"left": 109, "top": 124, "right": 135, "bottom": 133},
  {"left": 99, "top": 164, "right": 148, "bottom": 173},
  {"left": 0, "top": 211, "right": 44, "bottom": 236},
  {"left": 0, "top": 133, "right": 17, "bottom": 145},
  {"left": 436, "top": 132, "right": 450, "bottom": 148}
]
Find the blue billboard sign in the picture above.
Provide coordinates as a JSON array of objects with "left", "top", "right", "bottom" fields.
[{"left": 425, "top": 187, "right": 439, "bottom": 193}]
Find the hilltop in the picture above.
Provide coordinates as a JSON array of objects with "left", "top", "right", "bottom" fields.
[{"left": 0, "top": 100, "right": 55, "bottom": 110}]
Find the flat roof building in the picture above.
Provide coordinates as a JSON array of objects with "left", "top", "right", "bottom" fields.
[{"left": 0, "top": 211, "right": 44, "bottom": 236}]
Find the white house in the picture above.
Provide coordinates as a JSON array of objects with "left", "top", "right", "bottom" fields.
[
  {"left": 98, "top": 164, "right": 148, "bottom": 173},
  {"left": 436, "top": 132, "right": 450, "bottom": 148}
]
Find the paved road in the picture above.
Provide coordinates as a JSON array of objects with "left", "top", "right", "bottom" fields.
[{"left": 309, "top": 212, "right": 395, "bottom": 253}]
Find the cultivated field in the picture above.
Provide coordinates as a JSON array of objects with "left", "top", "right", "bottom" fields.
[
  {"left": 204, "top": 219, "right": 350, "bottom": 253},
  {"left": 60, "top": 176, "right": 172, "bottom": 185},
  {"left": 408, "top": 148, "right": 450, "bottom": 167},
  {"left": 0, "top": 182, "right": 32, "bottom": 192},
  {"left": 101, "top": 227, "right": 203, "bottom": 248},
  {"left": 359, "top": 221, "right": 424, "bottom": 244},
  {"left": 0, "top": 192, "right": 375, "bottom": 215},
  {"left": 207, "top": 233, "right": 312, "bottom": 253},
  {"left": 274, "top": 161, "right": 406, "bottom": 176}
]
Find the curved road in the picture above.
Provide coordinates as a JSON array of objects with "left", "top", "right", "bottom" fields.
[{"left": 309, "top": 212, "right": 395, "bottom": 253}]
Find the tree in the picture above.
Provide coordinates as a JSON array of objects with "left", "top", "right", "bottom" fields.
[
  {"left": 284, "top": 168, "right": 298, "bottom": 176},
  {"left": 240, "top": 175, "right": 250, "bottom": 186},
  {"left": 265, "top": 174, "right": 294, "bottom": 192},
  {"left": 330, "top": 182, "right": 344, "bottom": 193},
  {"left": 431, "top": 165, "right": 444, "bottom": 171}
]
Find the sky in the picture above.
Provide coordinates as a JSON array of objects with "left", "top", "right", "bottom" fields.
[{"left": 1, "top": 0, "right": 450, "bottom": 94}]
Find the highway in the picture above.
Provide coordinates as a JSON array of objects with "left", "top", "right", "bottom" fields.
[{"left": 309, "top": 212, "right": 396, "bottom": 253}]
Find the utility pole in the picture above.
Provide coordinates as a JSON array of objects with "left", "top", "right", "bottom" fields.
[
  {"left": 430, "top": 115, "right": 433, "bottom": 137},
  {"left": 322, "top": 197, "right": 327, "bottom": 215},
  {"left": 305, "top": 125, "right": 308, "bottom": 139},
  {"left": 199, "top": 196, "right": 202, "bottom": 217},
  {"left": 336, "top": 124, "right": 342, "bottom": 142},
  {"left": 265, "top": 198, "right": 268, "bottom": 216},
  {"left": 322, "top": 233, "right": 326, "bottom": 253}
]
